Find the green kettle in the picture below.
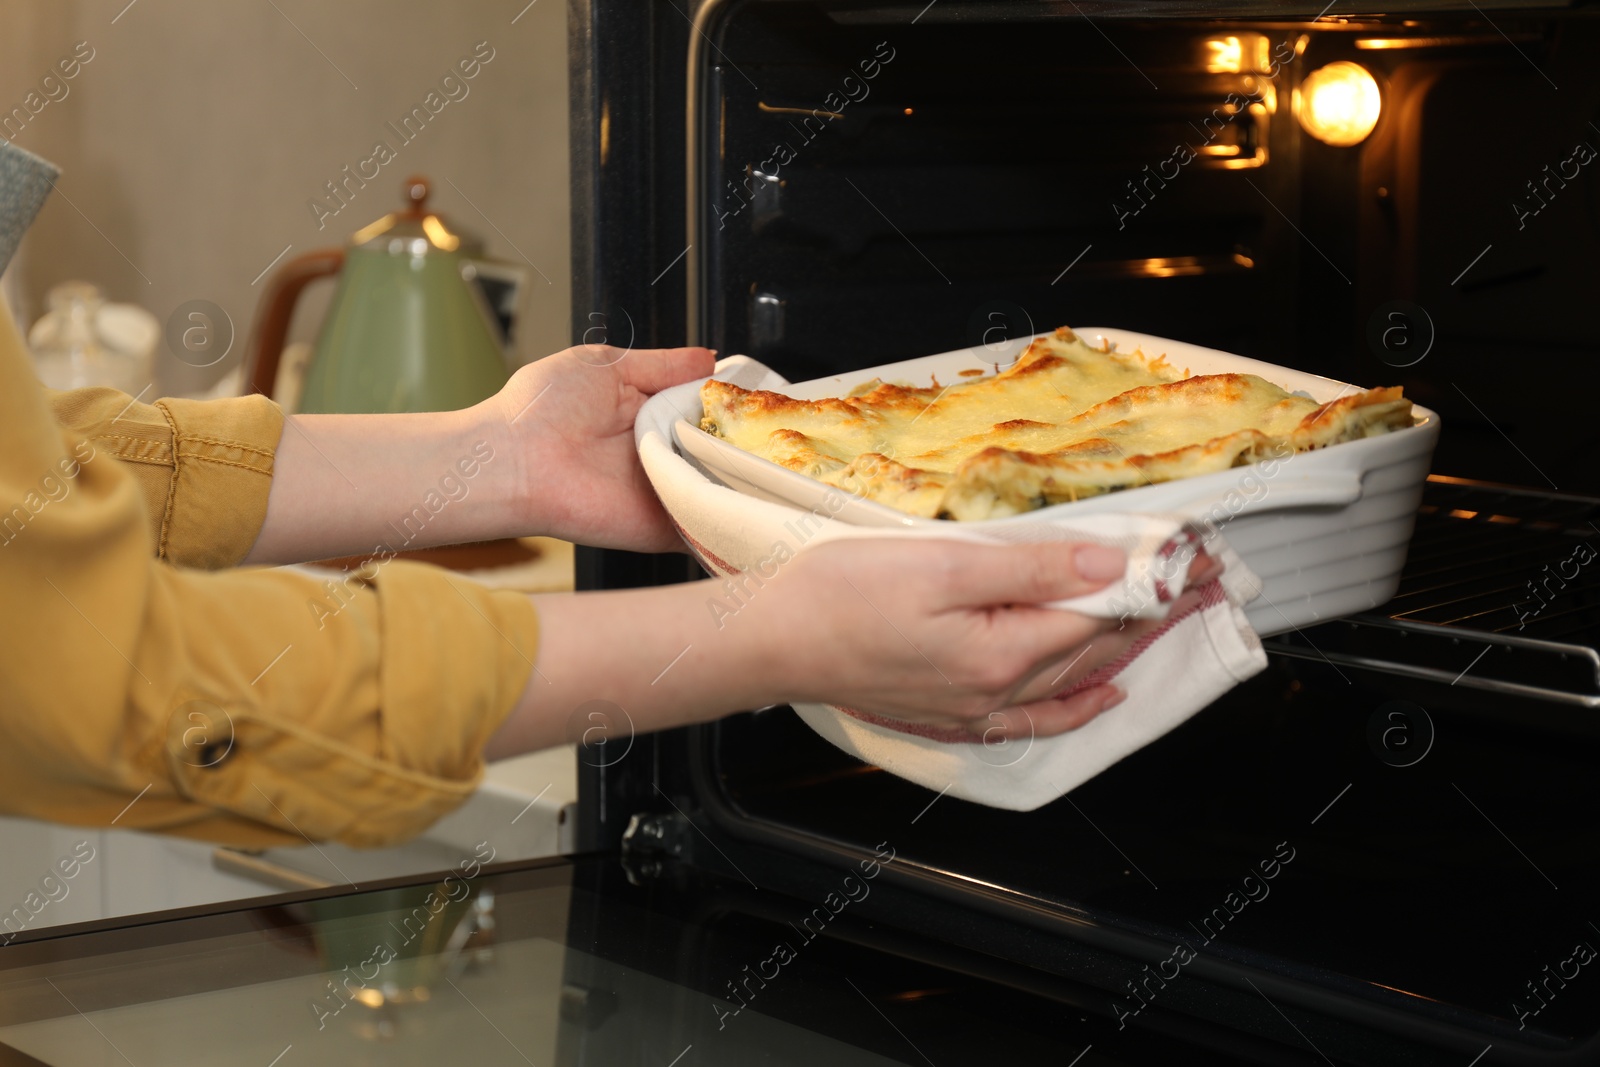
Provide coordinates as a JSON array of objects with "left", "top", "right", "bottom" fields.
[{"left": 248, "top": 176, "right": 511, "bottom": 413}]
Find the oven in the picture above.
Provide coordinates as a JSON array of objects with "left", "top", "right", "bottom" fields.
[{"left": 569, "top": 1, "right": 1600, "bottom": 1064}]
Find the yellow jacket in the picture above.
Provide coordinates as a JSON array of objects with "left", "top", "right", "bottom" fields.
[{"left": 0, "top": 297, "right": 538, "bottom": 849}]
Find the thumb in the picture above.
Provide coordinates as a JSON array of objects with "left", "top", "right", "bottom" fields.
[
  {"left": 615, "top": 346, "right": 717, "bottom": 395},
  {"left": 934, "top": 540, "right": 1127, "bottom": 609}
]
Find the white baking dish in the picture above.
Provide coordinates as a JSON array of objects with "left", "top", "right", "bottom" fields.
[{"left": 663, "top": 327, "right": 1440, "bottom": 637}]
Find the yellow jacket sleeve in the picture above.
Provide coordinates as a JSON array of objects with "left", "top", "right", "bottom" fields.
[
  {"left": 44, "top": 384, "right": 284, "bottom": 570},
  {"left": 0, "top": 297, "right": 539, "bottom": 849}
]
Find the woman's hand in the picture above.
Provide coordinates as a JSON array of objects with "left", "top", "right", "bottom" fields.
[
  {"left": 243, "top": 343, "right": 712, "bottom": 566},
  {"left": 746, "top": 538, "right": 1205, "bottom": 738},
  {"left": 490, "top": 344, "right": 715, "bottom": 552},
  {"left": 486, "top": 538, "right": 1223, "bottom": 759}
]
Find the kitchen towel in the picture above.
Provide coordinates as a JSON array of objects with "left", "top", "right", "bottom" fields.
[
  {"left": 635, "top": 356, "right": 1269, "bottom": 812},
  {"left": 0, "top": 141, "right": 59, "bottom": 273}
]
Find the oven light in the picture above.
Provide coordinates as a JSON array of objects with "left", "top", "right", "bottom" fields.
[
  {"left": 1203, "top": 33, "right": 1269, "bottom": 74},
  {"left": 1296, "top": 61, "right": 1381, "bottom": 146},
  {"left": 1206, "top": 36, "right": 1244, "bottom": 73}
]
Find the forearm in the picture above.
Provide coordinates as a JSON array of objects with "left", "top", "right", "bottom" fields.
[
  {"left": 242, "top": 345, "right": 717, "bottom": 563},
  {"left": 482, "top": 537, "right": 1183, "bottom": 761},
  {"left": 483, "top": 579, "right": 781, "bottom": 760},
  {"left": 242, "top": 401, "right": 519, "bottom": 565}
]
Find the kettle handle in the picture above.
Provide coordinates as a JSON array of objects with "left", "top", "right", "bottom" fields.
[{"left": 247, "top": 247, "right": 345, "bottom": 399}]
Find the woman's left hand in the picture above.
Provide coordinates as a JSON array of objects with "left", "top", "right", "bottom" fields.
[{"left": 490, "top": 344, "right": 715, "bottom": 552}]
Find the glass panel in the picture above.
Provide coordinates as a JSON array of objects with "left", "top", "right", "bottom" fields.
[
  {"left": 0, "top": 857, "right": 1257, "bottom": 1065},
  {"left": 0, "top": 861, "right": 942, "bottom": 1066}
]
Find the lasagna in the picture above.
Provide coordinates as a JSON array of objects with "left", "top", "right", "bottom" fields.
[{"left": 698, "top": 327, "right": 1414, "bottom": 521}]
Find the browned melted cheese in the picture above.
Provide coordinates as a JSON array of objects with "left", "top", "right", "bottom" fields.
[{"left": 699, "top": 327, "right": 1413, "bottom": 520}]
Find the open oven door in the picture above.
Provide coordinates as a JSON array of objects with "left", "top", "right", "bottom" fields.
[{"left": 569, "top": 1, "right": 1600, "bottom": 1064}]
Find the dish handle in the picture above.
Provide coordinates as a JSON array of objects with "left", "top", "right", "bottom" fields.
[{"left": 1171, "top": 466, "right": 1363, "bottom": 525}]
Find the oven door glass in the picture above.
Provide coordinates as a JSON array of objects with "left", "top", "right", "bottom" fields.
[{"left": 0, "top": 854, "right": 1273, "bottom": 1066}]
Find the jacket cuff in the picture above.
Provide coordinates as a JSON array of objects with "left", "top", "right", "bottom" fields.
[
  {"left": 155, "top": 394, "right": 283, "bottom": 568},
  {"left": 375, "top": 563, "right": 539, "bottom": 784},
  {"left": 156, "top": 562, "right": 539, "bottom": 849}
]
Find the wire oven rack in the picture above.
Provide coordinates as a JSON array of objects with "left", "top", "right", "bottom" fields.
[{"left": 1262, "top": 475, "right": 1600, "bottom": 707}]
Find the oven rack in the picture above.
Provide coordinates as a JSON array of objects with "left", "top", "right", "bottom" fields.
[{"left": 1263, "top": 476, "right": 1600, "bottom": 706}]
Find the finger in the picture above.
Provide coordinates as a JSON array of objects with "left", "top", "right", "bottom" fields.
[
  {"left": 613, "top": 347, "right": 717, "bottom": 394},
  {"left": 932, "top": 540, "right": 1128, "bottom": 610},
  {"left": 973, "top": 684, "right": 1126, "bottom": 744},
  {"left": 1003, "top": 582, "right": 1209, "bottom": 705},
  {"left": 1186, "top": 549, "right": 1223, "bottom": 588},
  {"left": 985, "top": 585, "right": 1165, "bottom": 674},
  {"left": 1007, "top": 622, "right": 1148, "bottom": 705},
  {"left": 1020, "top": 684, "right": 1127, "bottom": 735}
]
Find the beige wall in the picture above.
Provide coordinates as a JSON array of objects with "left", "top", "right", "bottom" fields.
[{"left": 0, "top": 0, "right": 569, "bottom": 396}]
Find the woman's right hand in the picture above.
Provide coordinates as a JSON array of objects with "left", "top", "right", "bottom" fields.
[
  {"left": 746, "top": 538, "right": 1219, "bottom": 740},
  {"left": 486, "top": 536, "right": 1220, "bottom": 760}
]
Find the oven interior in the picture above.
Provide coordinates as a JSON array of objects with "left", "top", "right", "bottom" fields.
[
  {"left": 579, "top": 1, "right": 1600, "bottom": 1061},
  {"left": 694, "top": 0, "right": 1600, "bottom": 492}
]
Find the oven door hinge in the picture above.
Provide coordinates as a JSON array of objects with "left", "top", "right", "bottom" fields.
[{"left": 619, "top": 810, "right": 693, "bottom": 884}]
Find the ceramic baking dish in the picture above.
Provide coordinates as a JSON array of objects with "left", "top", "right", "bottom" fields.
[{"left": 663, "top": 327, "right": 1440, "bottom": 637}]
